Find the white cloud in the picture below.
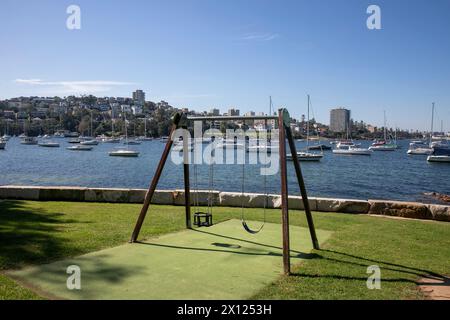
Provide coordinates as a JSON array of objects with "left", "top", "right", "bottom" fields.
[
  {"left": 14, "top": 79, "right": 136, "bottom": 95},
  {"left": 239, "top": 32, "right": 280, "bottom": 41}
]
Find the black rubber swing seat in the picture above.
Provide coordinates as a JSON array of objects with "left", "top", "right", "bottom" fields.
[{"left": 241, "top": 220, "right": 264, "bottom": 234}]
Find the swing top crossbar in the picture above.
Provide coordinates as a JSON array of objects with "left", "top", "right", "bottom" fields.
[{"left": 186, "top": 115, "right": 278, "bottom": 121}]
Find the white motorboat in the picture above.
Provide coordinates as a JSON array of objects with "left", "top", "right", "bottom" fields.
[
  {"left": 20, "top": 137, "right": 38, "bottom": 145},
  {"left": 287, "top": 152, "right": 323, "bottom": 161},
  {"left": 246, "top": 144, "right": 279, "bottom": 153},
  {"left": 172, "top": 144, "right": 193, "bottom": 152},
  {"left": 67, "top": 145, "right": 93, "bottom": 151},
  {"left": 102, "top": 137, "right": 121, "bottom": 143},
  {"left": 38, "top": 141, "right": 60, "bottom": 148},
  {"left": 68, "top": 138, "right": 82, "bottom": 144},
  {"left": 0, "top": 139, "right": 6, "bottom": 150},
  {"left": 333, "top": 142, "right": 372, "bottom": 155},
  {"left": 215, "top": 139, "right": 245, "bottom": 149},
  {"left": 427, "top": 155, "right": 450, "bottom": 163},
  {"left": 109, "top": 149, "right": 140, "bottom": 157},
  {"left": 411, "top": 140, "right": 427, "bottom": 145},
  {"left": 407, "top": 143, "right": 432, "bottom": 155},
  {"left": 2, "top": 135, "right": 11, "bottom": 141},
  {"left": 369, "top": 143, "right": 397, "bottom": 151},
  {"left": 109, "top": 113, "right": 140, "bottom": 157},
  {"left": 80, "top": 140, "right": 99, "bottom": 146},
  {"left": 53, "top": 132, "right": 65, "bottom": 138}
]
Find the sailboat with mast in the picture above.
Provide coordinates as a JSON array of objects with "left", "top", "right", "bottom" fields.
[
  {"left": 407, "top": 103, "right": 434, "bottom": 155},
  {"left": 2, "top": 120, "right": 12, "bottom": 140},
  {"left": 369, "top": 111, "right": 397, "bottom": 151},
  {"left": 287, "top": 95, "right": 323, "bottom": 161},
  {"left": 332, "top": 111, "right": 372, "bottom": 156},
  {"left": 102, "top": 117, "right": 121, "bottom": 143},
  {"left": 81, "top": 110, "right": 99, "bottom": 145},
  {"left": 109, "top": 113, "right": 139, "bottom": 157},
  {"left": 137, "top": 117, "right": 153, "bottom": 141}
]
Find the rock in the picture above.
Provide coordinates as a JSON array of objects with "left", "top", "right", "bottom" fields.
[
  {"left": 288, "top": 196, "right": 318, "bottom": 211},
  {"left": 423, "top": 192, "right": 450, "bottom": 203},
  {"left": 172, "top": 190, "right": 220, "bottom": 206},
  {"left": 219, "top": 192, "right": 249, "bottom": 208},
  {"left": 427, "top": 204, "right": 450, "bottom": 222},
  {"left": 219, "top": 192, "right": 282, "bottom": 208},
  {"left": 85, "top": 188, "right": 129, "bottom": 203},
  {"left": 0, "top": 185, "right": 40, "bottom": 200},
  {"left": 316, "top": 198, "right": 370, "bottom": 213},
  {"left": 368, "top": 200, "right": 433, "bottom": 220},
  {"left": 128, "top": 189, "right": 146, "bottom": 203},
  {"left": 39, "top": 186, "right": 87, "bottom": 201},
  {"left": 151, "top": 190, "right": 174, "bottom": 205}
]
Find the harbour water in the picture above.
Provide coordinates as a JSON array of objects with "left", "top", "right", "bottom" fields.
[{"left": 0, "top": 138, "right": 449, "bottom": 204}]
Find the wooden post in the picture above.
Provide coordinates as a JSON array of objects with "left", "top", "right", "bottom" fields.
[
  {"left": 278, "top": 109, "right": 291, "bottom": 275},
  {"left": 285, "top": 125, "right": 320, "bottom": 250},
  {"left": 130, "top": 113, "right": 182, "bottom": 243},
  {"left": 183, "top": 125, "right": 192, "bottom": 229}
]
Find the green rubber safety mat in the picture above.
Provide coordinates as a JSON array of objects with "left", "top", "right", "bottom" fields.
[{"left": 9, "top": 219, "right": 331, "bottom": 300}]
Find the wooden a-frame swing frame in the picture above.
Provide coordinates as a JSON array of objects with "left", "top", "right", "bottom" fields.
[{"left": 130, "top": 108, "right": 319, "bottom": 275}]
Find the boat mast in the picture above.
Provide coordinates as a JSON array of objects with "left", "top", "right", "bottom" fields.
[
  {"left": 269, "top": 96, "right": 272, "bottom": 117},
  {"left": 430, "top": 102, "right": 435, "bottom": 143},
  {"left": 307, "top": 94, "right": 310, "bottom": 147},
  {"left": 90, "top": 109, "right": 93, "bottom": 137},
  {"left": 144, "top": 117, "right": 147, "bottom": 137},
  {"left": 124, "top": 112, "right": 129, "bottom": 148}
]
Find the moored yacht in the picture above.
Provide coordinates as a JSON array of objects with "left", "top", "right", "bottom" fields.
[
  {"left": 0, "top": 139, "right": 6, "bottom": 150},
  {"left": 108, "top": 148, "right": 140, "bottom": 157},
  {"left": 68, "top": 138, "right": 82, "bottom": 144},
  {"left": 246, "top": 143, "right": 279, "bottom": 153},
  {"left": 287, "top": 152, "right": 323, "bottom": 161},
  {"left": 102, "top": 137, "right": 121, "bottom": 143},
  {"left": 67, "top": 145, "right": 93, "bottom": 151},
  {"left": 291, "top": 95, "right": 323, "bottom": 161},
  {"left": 369, "top": 142, "right": 398, "bottom": 151},
  {"left": 369, "top": 111, "right": 398, "bottom": 151},
  {"left": 427, "top": 147, "right": 450, "bottom": 163},
  {"left": 38, "top": 141, "right": 60, "bottom": 147},
  {"left": 407, "top": 142, "right": 432, "bottom": 155},
  {"left": 109, "top": 113, "right": 140, "bottom": 157},
  {"left": 20, "top": 136, "right": 38, "bottom": 145},
  {"left": 80, "top": 139, "right": 99, "bottom": 145},
  {"left": 306, "top": 144, "right": 332, "bottom": 151},
  {"left": 333, "top": 142, "right": 372, "bottom": 155}
]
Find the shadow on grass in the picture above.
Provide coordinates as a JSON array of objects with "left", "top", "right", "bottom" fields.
[
  {"left": 291, "top": 249, "right": 447, "bottom": 284},
  {"left": 137, "top": 229, "right": 316, "bottom": 259},
  {"left": 0, "top": 200, "right": 82, "bottom": 269},
  {"left": 193, "top": 228, "right": 308, "bottom": 256}
]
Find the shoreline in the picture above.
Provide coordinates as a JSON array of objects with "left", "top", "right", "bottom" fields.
[{"left": 1, "top": 185, "right": 449, "bottom": 222}]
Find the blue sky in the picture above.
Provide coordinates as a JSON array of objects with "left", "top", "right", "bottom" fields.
[{"left": 1, "top": 0, "right": 449, "bottom": 131}]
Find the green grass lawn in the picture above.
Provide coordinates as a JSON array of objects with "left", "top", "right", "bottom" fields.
[{"left": 1, "top": 200, "right": 449, "bottom": 300}]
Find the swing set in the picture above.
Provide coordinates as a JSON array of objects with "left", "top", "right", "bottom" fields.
[{"left": 130, "top": 108, "right": 319, "bottom": 275}]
